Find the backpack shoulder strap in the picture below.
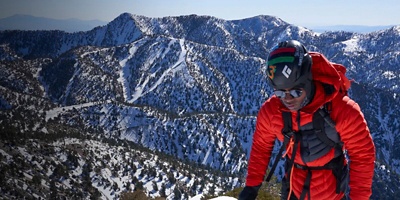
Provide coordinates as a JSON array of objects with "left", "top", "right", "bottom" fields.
[
  {"left": 313, "top": 105, "right": 343, "bottom": 150},
  {"left": 265, "top": 111, "right": 292, "bottom": 182},
  {"left": 282, "top": 111, "right": 292, "bottom": 135}
]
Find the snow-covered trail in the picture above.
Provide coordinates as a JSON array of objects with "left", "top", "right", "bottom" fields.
[{"left": 45, "top": 100, "right": 112, "bottom": 121}]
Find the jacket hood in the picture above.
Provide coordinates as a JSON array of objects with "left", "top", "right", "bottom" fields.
[{"left": 280, "top": 52, "right": 344, "bottom": 113}]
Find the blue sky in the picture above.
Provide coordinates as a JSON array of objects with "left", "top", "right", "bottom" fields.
[{"left": 1, "top": 0, "right": 399, "bottom": 27}]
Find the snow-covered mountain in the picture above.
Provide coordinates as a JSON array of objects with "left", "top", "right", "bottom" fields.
[
  {"left": 0, "top": 14, "right": 391, "bottom": 34},
  {"left": 1, "top": 12, "right": 400, "bottom": 199}
]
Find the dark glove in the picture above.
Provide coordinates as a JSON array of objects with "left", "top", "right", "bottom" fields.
[{"left": 238, "top": 184, "right": 261, "bottom": 200}]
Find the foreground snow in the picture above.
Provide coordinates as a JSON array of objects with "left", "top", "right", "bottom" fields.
[
  {"left": 190, "top": 194, "right": 237, "bottom": 200},
  {"left": 210, "top": 197, "right": 237, "bottom": 200}
]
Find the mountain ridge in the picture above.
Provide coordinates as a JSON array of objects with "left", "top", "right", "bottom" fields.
[
  {"left": 1, "top": 13, "right": 396, "bottom": 34},
  {"left": 0, "top": 14, "right": 108, "bottom": 33}
]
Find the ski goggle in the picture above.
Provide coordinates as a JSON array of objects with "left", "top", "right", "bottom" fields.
[{"left": 274, "top": 89, "right": 303, "bottom": 98}]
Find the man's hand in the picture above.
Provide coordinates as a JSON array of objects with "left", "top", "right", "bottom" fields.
[{"left": 238, "top": 185, "right": 261, "bottom": 200}]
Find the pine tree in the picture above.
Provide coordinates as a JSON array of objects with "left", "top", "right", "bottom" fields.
[
  {"left": 152, "top": 181, "right": 158, "bottom": 192},
  {"left": 173, "top": 186, "right": 182, "bottom": 200},
  {"left": 159, "top": 183, "right": 166, "bottom": 198},
  {"left": 209, "top": 184, "right": 215, "bottom": 196},
  {"left": 49, "top": 179, "right": 57, "bottom": 199},
  {"left": 135, "top": 181, "right": 144, "bottom": 191},
  {"left": 32, "top": 174, "right": 41, "bottom": 186}
]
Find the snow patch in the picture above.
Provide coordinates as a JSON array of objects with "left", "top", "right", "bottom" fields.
[
  {"left": 129, "top": 38, "right": 187, "bottom": 103},
  {"left": 342, "top": 36, "right": 364, "bottom": 52}
]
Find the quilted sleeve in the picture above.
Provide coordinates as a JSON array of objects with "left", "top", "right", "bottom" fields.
[
  {"left": 245, "top": 100, "right": 280, "bottom": 186},
  {"left": 334, "top": 96, "right": 375, "bottom": 200}
]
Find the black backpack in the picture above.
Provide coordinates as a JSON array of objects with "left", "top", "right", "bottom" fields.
[{"left": 265, "top": 104, "right": 349, "bottom": 200}]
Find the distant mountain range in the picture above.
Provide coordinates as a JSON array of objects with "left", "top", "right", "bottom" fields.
[
  {"left": 1, "top": 12, "right": 400, "bottom": 199},
  {"left": 309, "top": 24, "right": 395, "bottom": 33},
  {"left": 0, "top": 14, "right": 396, "bottom": 33},
  {"left": 0, "top": 14, "right": 108, "bottom": 32}
]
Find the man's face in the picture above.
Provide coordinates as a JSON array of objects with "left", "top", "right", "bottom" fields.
[{"left": 274, "top": 88, "right": 307, "bottom": 111}]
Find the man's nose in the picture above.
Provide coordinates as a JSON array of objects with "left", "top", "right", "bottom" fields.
[{"left": 283, "top": 91, "right": 294, "bottom": 100}]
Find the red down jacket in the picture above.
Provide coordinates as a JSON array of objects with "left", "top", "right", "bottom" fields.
[{"left": 245, "top": 52, "right": 375, "bottom": 199}]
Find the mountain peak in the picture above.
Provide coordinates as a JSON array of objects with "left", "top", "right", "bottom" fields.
[
  {"left": 390, "top": 25, "right": 400, "bottom": 34},
  {"left": 113, "top": 12, "right": 136, "bottom": 21}
]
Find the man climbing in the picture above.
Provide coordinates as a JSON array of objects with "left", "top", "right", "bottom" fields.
[{"left": 239, "top": 40, "right": 375, "bottom": 200}]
